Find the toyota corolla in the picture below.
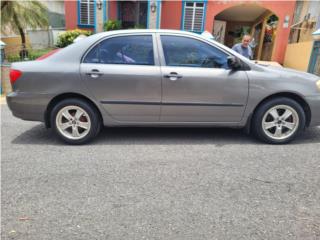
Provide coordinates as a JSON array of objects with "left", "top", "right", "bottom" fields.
[{"left": 7, "top": 30, "right": 320, "bottom": 144}]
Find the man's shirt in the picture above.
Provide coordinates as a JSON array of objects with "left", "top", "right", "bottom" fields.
[{"left": 232, "top": 43, "right": 252, "bottom": 59}]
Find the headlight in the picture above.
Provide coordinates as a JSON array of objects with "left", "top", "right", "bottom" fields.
[{"left": 317, "top": 80, "right": 320, "bottom": 91}]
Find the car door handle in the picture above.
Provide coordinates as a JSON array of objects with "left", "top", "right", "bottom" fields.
[
  {"left": 164, "top": 72, "right": 183, "bottom": 81},
  {"left": 86, "top": 69, "right": 103, "bottom": 78}
]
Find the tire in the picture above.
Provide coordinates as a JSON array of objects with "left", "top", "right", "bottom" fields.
[
  {"left": 252, "top": 97, "right": 306, "bottom": 144},
  {"left": 51, "top": 98, "right": 101, "bottom": 145}
]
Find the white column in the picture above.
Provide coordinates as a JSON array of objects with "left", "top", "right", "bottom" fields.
[{"left": 148, "top": 0, "right": 161, "bottom": 29}]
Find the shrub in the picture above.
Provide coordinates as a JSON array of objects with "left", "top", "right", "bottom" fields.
[
  {"left": 103, "top": 20, "right": 122, "bottom": 31},
  {"left": 6, "top": 48, "right": 56, "bottom": 62},
  {"left": 28, "top": 49, "right": 55, "bottom": 59},
  {"left": 6, "top": 54, "right": 21, "bottom": 62},
  {"left": 56, "top": 29, "right": 92, "bottom": 48},
  {"left": 132, "top": 24, "right": 146, "bottom": 29}
]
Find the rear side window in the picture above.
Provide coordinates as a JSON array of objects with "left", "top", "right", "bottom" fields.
[
  {"left": 83, "top": 44, "right": 99, "bottom": 63},
  {"left": 161, "top": 35, "right": 229, "bottom": 69},
  {"left": 83, "top": 35, "right": 154, "bottom": 65}
]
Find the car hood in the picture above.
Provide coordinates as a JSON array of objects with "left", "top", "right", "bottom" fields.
[{"left": 258, "top": 64, "right": 319, "bottom": 82}]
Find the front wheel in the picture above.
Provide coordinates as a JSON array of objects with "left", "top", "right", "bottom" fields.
[
  {"left": 252, "top": 97, "right": 306, "bottom": 144},
  {"left": 51, "top": 98, "right": 101, "bottom": 144}
]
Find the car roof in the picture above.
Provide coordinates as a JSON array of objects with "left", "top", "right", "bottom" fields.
[{"left": 93, "top": 29, "right": 200, "bottom": 38}]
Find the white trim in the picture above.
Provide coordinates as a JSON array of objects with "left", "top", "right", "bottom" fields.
[
  {"left": 80, "top": 0, "right": 94, "bottom": 25},
  {"left": 184, "top": 2, "right": 204, "bottom": 32}
]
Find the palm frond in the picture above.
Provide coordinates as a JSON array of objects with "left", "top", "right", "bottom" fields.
[{"left": 1, "top": 0, "right": 49, "bottom": 34}]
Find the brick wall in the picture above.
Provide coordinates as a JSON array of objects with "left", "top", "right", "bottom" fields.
[{"left": 1, "top": 64, "right": 11, "bottom": 94}]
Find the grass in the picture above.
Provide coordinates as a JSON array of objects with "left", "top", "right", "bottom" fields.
[{"left": 6, "top": 48, "right": 56, "bottom": 62}]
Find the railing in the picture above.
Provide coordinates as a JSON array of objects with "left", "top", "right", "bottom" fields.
[{"left": 2, "top": 44, "right": 57, "bottom": 63}]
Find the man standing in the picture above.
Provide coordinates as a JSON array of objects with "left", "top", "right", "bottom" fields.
[{"left": 232, "top": 35, "right": 253, "bottom": 59}]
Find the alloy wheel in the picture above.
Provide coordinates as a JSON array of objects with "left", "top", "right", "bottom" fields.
[
  {"left": 262, "top": 105, "right": 299, "bottom": 141},
  {"left": 55, "top": 105, "right": 91, "bottom": 140}
]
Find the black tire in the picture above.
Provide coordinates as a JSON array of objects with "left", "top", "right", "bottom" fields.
[
  {"left": 51, "top": 98, "right": 101, "bottom": 145},
  {"left": 252, "top": 97, "right": 306, "bottom": 144}
]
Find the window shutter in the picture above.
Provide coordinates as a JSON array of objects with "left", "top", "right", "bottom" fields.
[
  {"left": 184, "top": 7, "right": 194, "bottom": 31},
  {"left": 80, "top": 0, "right": 94, "bottom": 25},
  {"left": 193, "top": 7, "right": 204, "bottom": 32},
  {"left": 183, "top": 2, "right": 204, "bottom": 32}
]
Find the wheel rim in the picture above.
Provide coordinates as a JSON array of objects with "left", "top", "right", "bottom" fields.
[
  {"left": 262, "top": 105, "right": 299, "bottom": 141},
  {"left": 56, "top": 106, "right": 91, "bottom": 140}
]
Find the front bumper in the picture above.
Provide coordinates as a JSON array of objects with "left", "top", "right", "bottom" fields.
[
  {"left": 6, "top": 91, "right": 51, "bottom": 122},
  {"left": 306, "top": 95, "right": 320, "bottom": 127}
]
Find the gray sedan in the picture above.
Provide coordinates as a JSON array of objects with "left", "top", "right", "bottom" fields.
[{"left": 6, "top": 30, "right": 320, "bottom": 144}]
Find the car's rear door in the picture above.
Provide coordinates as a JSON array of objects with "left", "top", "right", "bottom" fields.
[
  {"left": 80, "top": 33, "right": 161, "bottom": 122},
  {"left": 157, "top": 34, "right": 249, "bottom": 123}
]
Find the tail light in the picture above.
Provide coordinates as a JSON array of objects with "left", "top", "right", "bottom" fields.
[{"left": 9, "top": 69, "right": 22, "bottom": 85}]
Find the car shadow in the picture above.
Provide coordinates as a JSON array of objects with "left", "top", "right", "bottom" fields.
[{"left": 11, "top": 124, "right": 320, "bottom": 146}]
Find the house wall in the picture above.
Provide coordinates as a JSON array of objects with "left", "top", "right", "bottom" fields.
[
  {"left": 283, "top": 41, "right": 313, "bottom": 71},
  {"left": 109, "top": 1, "right": 118, "bottom": 20},
  {"left": 64, "top": 1, "right": 78, "bottom": 30},
  {"left": 43, "top": 0, "right": 65, "bottom": 15},
  {"left": 160, "top": 1, "right": 182, "bottom": 29},
  {"left": 64, "top": 0, "right": 295, "bottom": 64},
  {"left": 1, "top": 65, "right": 12, "bottom": 94},
  {"left": 64, "top": 0, "right": 94, "bottom": 31},
  {"left": 160, "top": 0, "right": 295, "bottom": 64},
  {"left": 290, "top": 0, "right": 320, "bottom": 43},
  {"left": 205, "top": 0, "right": 296, "bottom": 64},
  {"left": 1, "top": 36, "right": 31, "bottom": 56}
]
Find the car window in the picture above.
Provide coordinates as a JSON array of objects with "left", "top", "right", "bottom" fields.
[
  {"left": 161, "top": 35, "right": 229, "bottom": 69},
  {"left": 83, "top": 35, "right": 154, "bottom": 65},
  {"left": 83, "top": 44, "right": 100, "bottom": 63}
]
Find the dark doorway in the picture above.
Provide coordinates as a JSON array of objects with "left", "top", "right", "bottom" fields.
[{"left": 119, "top": 1, "right": 148, "bottom": 29}]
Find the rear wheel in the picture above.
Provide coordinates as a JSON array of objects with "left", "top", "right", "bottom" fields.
[
  {"left": 51, "top": 98, "right": 101, "bottom": 144},
  {"left": 252, "top": 97, "right": 306, "bottom": 144}
]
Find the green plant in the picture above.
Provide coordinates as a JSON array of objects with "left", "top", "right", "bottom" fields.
[
  {"left": 132, "top": 24, "right": 146, "bottom": 29},
  {"left": 56, "top": 29, "right": 92, "bottom": 48},
  {"left": 6, "top": 48, "right": 56, "bottom": 62},
  {"left": 1, "top": 1, "right": 49, "bottom": 53},
  {"left": 6, "top": 54, "right": 21, "bottom": 63},
  {"left": 103, "top": 20, "right": 122, "bottom": 31},
  {"left": 28, "top": 48, "right": 54, "bottom": 59}
]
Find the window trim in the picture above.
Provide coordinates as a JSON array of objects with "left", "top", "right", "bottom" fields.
[
  {"left": 77, "top": 0, "right": 96, "bottom": 28},
  {"left": 81, "top": 33, "right": 159, "bottom": 66},
  {"left": 157, "top": 33, "right": 233, "bottom": 69},
  {"left": 181, "top": 0, "right": 207, "bottom": 33}
]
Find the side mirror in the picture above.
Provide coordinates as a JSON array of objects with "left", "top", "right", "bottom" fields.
[{"left": 227, "top": 56, "right": 242, "bottom": 70}]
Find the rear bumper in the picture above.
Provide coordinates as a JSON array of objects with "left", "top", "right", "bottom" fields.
[
  {"left": 6, "top": 92, "right": 51, "bottom": 122},
  {"left": 306, "top": 95, "right": 320, "bottom": 127}
]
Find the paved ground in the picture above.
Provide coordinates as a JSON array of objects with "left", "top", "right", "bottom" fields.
[{"left": 1, "top": 103, "right": 320, "bottom": 240}]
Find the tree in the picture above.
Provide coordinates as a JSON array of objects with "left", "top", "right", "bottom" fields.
[{"left": 1, "top": 0, "right": 49, "bottom": 58}]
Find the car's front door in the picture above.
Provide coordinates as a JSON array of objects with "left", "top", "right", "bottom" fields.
[
  {"left": 158, "top": 34, "right": 249, "bottom": 123},
  {"left": 80, "top": 34, "right": 161, "bottom": 122}
]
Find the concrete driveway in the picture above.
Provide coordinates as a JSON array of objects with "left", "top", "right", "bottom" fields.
[{"left": 1, "top": 103, "right": 320, "bottom": 240}]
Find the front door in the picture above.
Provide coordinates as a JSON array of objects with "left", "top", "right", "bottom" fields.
[
  {"left": 80, "top": 34, "right": 161, "bottom": 122},
  {"left": 119, "top": 1, "right": 148, "bottom": 29},
  {"left": 158, "top": 34, "right": 249, "bottom": 122}
]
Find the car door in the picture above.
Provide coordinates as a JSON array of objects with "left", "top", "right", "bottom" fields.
[
  {"left": 158, "top": 34, "right": 249, "bottom": 122},
  {"left": 80, "top": 34, "right": 161, "bottom": 122}
]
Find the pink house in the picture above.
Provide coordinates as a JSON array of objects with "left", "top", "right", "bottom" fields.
[{"left": 64, "top": 0, "right": 296, "bottom": 64}]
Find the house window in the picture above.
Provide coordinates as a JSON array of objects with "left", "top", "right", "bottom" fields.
[
  {"left": 79, "top": 0, "right": 94, "bottom": 26},
  {"left": 183, "top": 2, "right": 205, "bottom": 33}
]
